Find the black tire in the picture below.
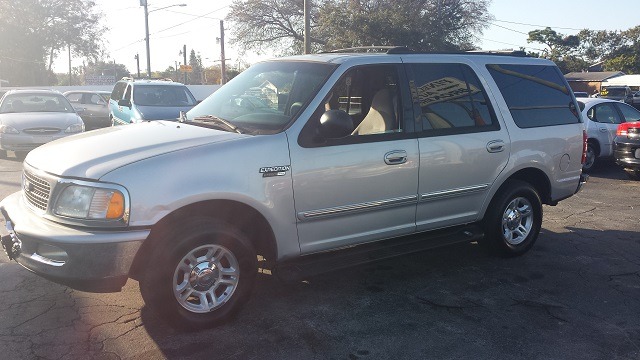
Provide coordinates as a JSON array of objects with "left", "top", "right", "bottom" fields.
[
  {"left": 140, "top": 217, "right": 257, "bottom": 330},
  {"left": 481, "top": 180, "right": 542, "bottom": 257},
  {"left": 624, "top": 168, "right": 640, "bottom": 181},
  {"left": 582, "top": 143, "right": 597, "bottom": 172}
]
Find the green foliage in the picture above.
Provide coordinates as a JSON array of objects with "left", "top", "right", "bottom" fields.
[
  {"left": 527, "top": 27, "right": 581, "bottom": 61},
  {"left": 188, "top": 50, "right": 204, "bottom": 85},
  {"left": 227, "top": 0, "right": 492, "bottom": 54},
  {"left": 0, "top": 0, "right": 106, "bottom": 86}
]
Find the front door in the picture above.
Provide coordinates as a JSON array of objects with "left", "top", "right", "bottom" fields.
[{"left": 289, "top": 64, "right": 419, "bottom": 254}]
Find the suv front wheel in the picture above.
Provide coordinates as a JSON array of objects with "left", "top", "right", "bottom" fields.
[
  {"left": 481, "top": 180, "right": 542, "bottom": 257},
  {"left": 140, "top": 217, "right": 257, "bottom": 330}
]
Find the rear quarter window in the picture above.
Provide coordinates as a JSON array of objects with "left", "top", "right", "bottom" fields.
[{"left": 487, "top": 64, "right": 580, "bottom": 128}]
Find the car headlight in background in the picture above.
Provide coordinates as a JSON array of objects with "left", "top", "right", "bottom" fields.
[
  {"left": 64, "top": 123, "right": 84, "bottom": 133},
  {"left": 53, "top": 183, "right": 128, "bottom": 223},
  {"left": 0, "top": 124, "right": 19, "bottom": 134}
]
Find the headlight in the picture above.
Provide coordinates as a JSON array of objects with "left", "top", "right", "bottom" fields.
[
  {"left": 0, "top": 125, "right": 19, "bottom": 134},
  {"left": 53, "top": 184, "right": 127, "bottom": 222},
  {"left": 65, "top": 123, "right": 84, "bottom": 133}
]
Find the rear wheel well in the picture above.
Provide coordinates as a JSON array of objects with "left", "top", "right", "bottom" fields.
[
  {"left": 504, "top": 168, "right": 552, "bottom": 205},
  {"left": 129, "top": 200, "right": 277, "bottom": 280},
  {"left": 587, "top": 138, "right": 600, "bottom": 156}
]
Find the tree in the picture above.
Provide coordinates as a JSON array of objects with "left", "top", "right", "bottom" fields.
[
  {"left": 578, "top": 26, "right": 640, "bottom": 73},
  {"left": 188, "top": 50, "right": 204, "bottom": 85},
  {"left": 527, "top": 27, "right": 580, "bottom": 60},
  {"left": 0, "top": 0, "right": 106, "bottom": 86},
  {"left": 227, "top": 0, "right": 492, "bottom": 54}
]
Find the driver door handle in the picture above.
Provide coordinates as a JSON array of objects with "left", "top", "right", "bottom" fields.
[
  {"left": 486, "top": 140, "right": 505, "bottom": 153},
  {"left": 384, "top": 150, "right": 407, "bottom": 165}
]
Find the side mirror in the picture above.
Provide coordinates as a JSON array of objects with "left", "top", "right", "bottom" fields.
[
  {"left": 319, "top": 110, "right": 353, "bottom": 139},
  {"left": 118, "top": 99, "right": 132, "bottom": 108}
]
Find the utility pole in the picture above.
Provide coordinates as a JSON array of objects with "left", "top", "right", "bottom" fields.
[
  {"left": 219, "top": 20, "right": 227, "bottom": 85},
  {"left": 304, "top": 0, "right": 311, "bottom": 54},
  {"left": 183, "top": 44, "right": 187, "bottom": 84},
  {"left": 68, "top": 43, "right": 72, "bottom": 86},
  {"left": 142, "top": 0, "right": 151, "bottom": 77},
  {"left": 135, "top": 54, "right": 140, "bottom": 78}
]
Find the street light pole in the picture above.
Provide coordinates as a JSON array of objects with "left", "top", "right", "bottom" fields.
[
  {"left": 141, "top": 1, "right": 186, "bottom": 78},
  {"left": 143, "top": 0, "right": 151, "bottom": 77}
]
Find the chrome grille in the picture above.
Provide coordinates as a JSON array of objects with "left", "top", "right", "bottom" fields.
[
  {"left": 23, "top": 128, "right": 60, "bottom": 135},
  {"left": 23, "top": 170, "right": 51, "bottom": 211}
]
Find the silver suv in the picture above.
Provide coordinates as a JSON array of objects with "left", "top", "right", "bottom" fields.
[{"left": 1, "top": 49, "right": 588, "bottom": 329}]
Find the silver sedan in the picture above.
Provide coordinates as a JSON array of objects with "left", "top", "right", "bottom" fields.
[{"left": 0, "top": 90, "right": 84, "bottom": 158}]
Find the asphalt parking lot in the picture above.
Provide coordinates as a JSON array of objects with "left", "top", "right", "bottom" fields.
[{"left": 1, "top": 153, "right": 639, "bottom": 360}]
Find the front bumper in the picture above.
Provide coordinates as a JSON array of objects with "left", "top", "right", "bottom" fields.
[
  {"left": 0, "top": 192, "right": 149, "bottom": 292},
  {"left": 0, "top": 133, "right": 74, "bottom": 152}
]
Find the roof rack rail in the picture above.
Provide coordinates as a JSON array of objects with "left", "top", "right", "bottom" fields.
[
  {"left": 465, "top": 49, "right": 528, "bottom": 57},
  {"left": 321, "top": 46, "right": 529, "bottom": 57},
  {"left": 323, "top": 46, "right": 413, "bottom": 54}
]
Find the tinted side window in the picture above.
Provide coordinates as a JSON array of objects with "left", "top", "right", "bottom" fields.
[
  {"left": 298, "top": 64, "right": 407, "bottom": 147},
  {"left": 111, "top": 82, "right": 127, "bottom": 101},
  {"left": 65, "top": 93, "right": 82, "bottom": 103},
  {"left": 410, "top": 63, "right": 498, "bottom": 134},
  {"left": 588, "top": 103, "right": 622, "bottom": 124},
  {"left": 123, "top": 85, "right": 132, "bottom": 101},
  {"left": 617, "top": 103, "right": 640, "bottom": 122},
  {"left": 487, "top": 64, "right": 579, "bottom": 128}
]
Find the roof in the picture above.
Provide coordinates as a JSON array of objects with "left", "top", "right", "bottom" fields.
[
  {"left": 603, "top": 74, "right": 640, "bottom": 87},
  {"left": 565, "top": 71, "right": 624, "bottom": 82},
  {"left": 3, "top": 89, "right": 62, "bottom": 95}
]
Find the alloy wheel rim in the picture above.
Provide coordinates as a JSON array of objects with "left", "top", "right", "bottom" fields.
[
  {"left": 173, "top": 244, "right": 240, "bottom": 313},
  {"left": 501, "top": 197, "right": 534, "bottom": 245},
  {"left": 584, "top": 147, "right": 595, "bottom": 169}
]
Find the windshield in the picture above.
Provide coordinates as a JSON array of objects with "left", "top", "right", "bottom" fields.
[
  {"left": 133, "top": 85, "right": 197, "bottom": 106},
  {"left": 0, "top": 93, "right": 75, "bottom": 113},
  {"left": 187, "top": 61, "right": 336, "bottom": 134}
]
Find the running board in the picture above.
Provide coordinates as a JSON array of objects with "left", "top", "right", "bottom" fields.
[{"left": 275, "top": 224, "right": 484, "bottom": 282}]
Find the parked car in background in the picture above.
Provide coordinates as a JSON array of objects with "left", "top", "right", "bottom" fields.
[
  {"left": 600, "top": 85, "right": 634, "bottom": 104},
  {"left": 578, "top": 97, "right": 640, "bottom": 171},
  {"left": 109, "top": 78, "right": 197, "bottom": 125},
  {"left": 64, "top": 90, "right": 112, "bottom": 130},
  {"left": 614, "top": 121, "right": 640, "bottom": 180},
  {"left": 0, "top": 89, "right": 84, "bottom": 158},
  {"left": 573, "top": 91, "right": 589, "bottom": 98}
]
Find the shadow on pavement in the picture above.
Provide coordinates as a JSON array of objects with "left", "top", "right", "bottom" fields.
[{"left": 139, "top": 225, "right": 640, "bottom": 360}]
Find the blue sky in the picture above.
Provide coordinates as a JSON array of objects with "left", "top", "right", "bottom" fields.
[{"left": 54, "top": 0, "right": 640, "bottom": 74}]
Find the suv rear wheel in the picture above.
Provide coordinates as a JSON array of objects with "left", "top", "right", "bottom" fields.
[
  {"left": 140, "top": 217, "right": 257, "bottom": 330},
  {"left": 481, "top": 180, "right": 542, "bottom": 257}
]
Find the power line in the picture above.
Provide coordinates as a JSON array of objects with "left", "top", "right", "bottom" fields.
[
  {"left": 151, "top": 5, "right": 230, "bottom": 36},
  {"left": 489, "top": 22, "right": 529, "bottom": 35},
  {"left": 493, "top": 19, "right": 595, "bottom": 32}
]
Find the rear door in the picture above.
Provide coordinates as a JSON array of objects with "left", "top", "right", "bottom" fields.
[
  {"left": 402, "top": 60, "right": 509, "bottom": 231},
  {"left": 586, "top": 102, "right": 624, "bottom": 157}
]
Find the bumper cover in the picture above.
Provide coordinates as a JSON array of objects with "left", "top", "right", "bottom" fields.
[
  {"left": 0, "top": 192, "right": 149, "bottom": 292},
  {"left": 614, "top": 139, "right": 640, "bottom": 169}
]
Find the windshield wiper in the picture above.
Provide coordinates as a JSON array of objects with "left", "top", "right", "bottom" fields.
[{"left": 191, "top": 114, "right": 244, "bottom": 134}]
